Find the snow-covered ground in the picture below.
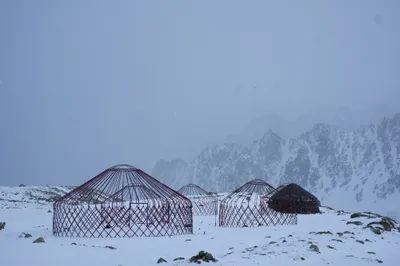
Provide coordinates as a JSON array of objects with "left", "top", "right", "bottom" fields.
[{"left": 0, "top": 186, "right": 399, "bottom": 266}]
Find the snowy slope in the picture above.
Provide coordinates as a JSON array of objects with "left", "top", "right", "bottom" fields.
[
  {"left": 152, "top": 113, "right": 400, "bottom": 220},
  {"left": 0, "top": 194, "right": 399, "bottom": 266},
  {"left": 0, "top": 186, "right": 72, "bottom": 209}
]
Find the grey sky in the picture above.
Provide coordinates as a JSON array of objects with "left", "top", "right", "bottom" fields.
[{"left": 0, "top": 0, "right": 399, "bottom": 186}]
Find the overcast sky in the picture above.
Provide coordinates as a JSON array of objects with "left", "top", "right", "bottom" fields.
[{"left": 0, "top": 0, "right": 399, "bottom": 186}]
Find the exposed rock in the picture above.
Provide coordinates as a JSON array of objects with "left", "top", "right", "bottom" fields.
[
  {"left": 245, "top": 246, "right": 258, "bottom": 252},
  {"left": 337, "top": 210, "right": 349, "bottom": 215},
  {"left": 189, "top": 250, "right": 218, "bottom": 263},
  {"left": 19, "top": 232, "right": 32, "bottom": 238},
  {"left": 157, "top": 258, "right": 167, "bottom": 264},
  {"left": 365, "top": 216, "right": 398, "bottom": 235},
  {"left": 367, "top": 217, "right": 396, "bottom": 231},
  {"left": 337, "top": 231, "right": 354, "bottom": 237},
  {"left": 312, "top": 231, "right": 333, "bottom": 235},
  {"left": 347, "top": 221, "right": 363, "bottom": 226},
  {"left": 369, "top": 227, "right": 383, "bottom": 235},
  {"left": 0, "top": 222, "right": 5, "bottom": 230},
  {"left": 363, "top": 212, "right": 383, "bottom": 218},
  {"left": 350, "top": 212, "right": 375, "bottom": 219},
  {"left": 309, "top": 244, "right": 320, "bottom": 253},
  {"left": 33, "top": 237, "right": 45, "bottom": 243}
]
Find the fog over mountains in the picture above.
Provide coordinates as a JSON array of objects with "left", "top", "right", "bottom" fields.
[{"left": 222, "top": 104, "right": 396, "bottom": 145}]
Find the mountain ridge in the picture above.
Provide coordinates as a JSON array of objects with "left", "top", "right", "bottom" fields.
[
  {"left": 221, "top": 105, "right": 396, "bottom": 146},
  {"left": 151, "top": 113, "right": 400, "bottom": 219}
]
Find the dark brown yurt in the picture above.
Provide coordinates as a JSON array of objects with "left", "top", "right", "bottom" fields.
[{"left": 267, "top": 183, "right": 321, "bottom": 214}]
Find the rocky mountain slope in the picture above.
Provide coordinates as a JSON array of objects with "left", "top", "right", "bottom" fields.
[{"left": 152, "top": 113, "right": 400, "bottom": 219}]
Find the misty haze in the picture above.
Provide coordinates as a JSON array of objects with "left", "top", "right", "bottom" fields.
[{"left": 1, "top": 1, "right": 400, "bottom": 266}]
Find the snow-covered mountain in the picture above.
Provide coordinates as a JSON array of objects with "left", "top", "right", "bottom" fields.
[{"left": 152, "top": 113, "right": 400, "bottom": 220}]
